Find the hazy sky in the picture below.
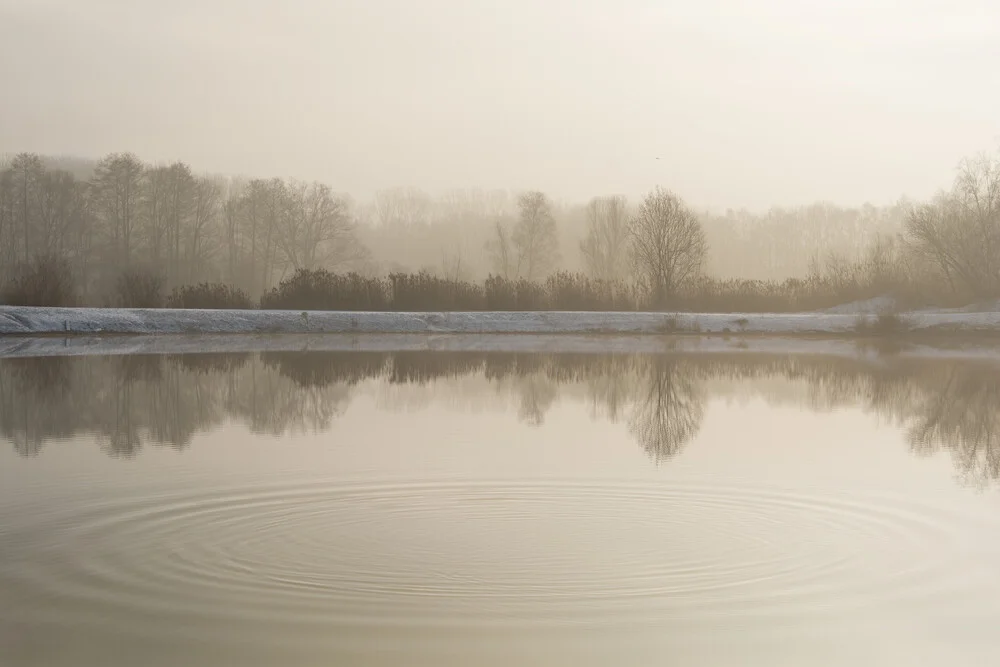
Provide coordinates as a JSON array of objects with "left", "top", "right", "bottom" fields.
[{"left": 1, "top": 0, "right": 998, "bottom": 210}]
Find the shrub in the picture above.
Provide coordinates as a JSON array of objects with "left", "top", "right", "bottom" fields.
[
  {"left": 544, "top": 272, "right": 641, "bottom": 311},
  {"left": 0, "top": 253, "right": 77, "bottom": 307},
  {"left": 260, "top": 269, "right": 390, "bottom": 311},
  {"left": 390, "top": 271, "right": 485, "bottom": 311},
  {"left": 115, "top": 268, "right": 164, "bottom": 308},
  {"left": 166, "top": 282, "right": 253, "bottom": 309}
]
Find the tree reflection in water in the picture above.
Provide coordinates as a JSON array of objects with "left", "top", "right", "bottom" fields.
[{"left": 2, "top": 350, "right": 1000, "bottom": 486}]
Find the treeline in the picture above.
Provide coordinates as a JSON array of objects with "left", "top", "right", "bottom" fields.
[
  {"left": 0, "top": 153, "right": 368, "bottom": 303},
  {"left": 2, "top": 149, "right": 999, "bottom": 310},
  {"left": 0, "top": 261, "right": 911, "bottom": 313},
  {"left": 3, "top": 351, "right": 999, "bottom": 486}
]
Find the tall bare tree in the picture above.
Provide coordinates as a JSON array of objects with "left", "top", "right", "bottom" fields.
[
  {"left": 92, "top": 152, "right": 145, "bottom": 268},
  {"left": 372, "top": 187, "right": 432, "bottom": 226},
  {"left": 906, "top": 151, "right": 1000, "bottom": 298},
  {"left": 580, "top": 195, "right": 630, "bottom": 281},
  {"left": 163, "top": 162, "right": 196, "bottom": 284},
  {"left": 629, "top": 187, "right": 707, "bottom": 305},
  {"left": 35, "top": 168, "right": 88, "bottom": 257},
  {"left": 222, "top": 178, "right": 248, "bottom": 288},
  {"left": 485, "top": 219, "right": 514, "bottom": 279},
  {"left": 9, "top": 153, "right": 45, "bottom": 262},
  {"left": 239, "top": 178, "right": 285, "bottom": 295},
  {"left": 0, "top": 167, "right": 14, "bottom": 279},
  {"left": 279, "top": 181, "right": 368, "bottom": 272},
  {"left": 512, "top": 190, "right": 560, "bottom": 280},
  {"left": 142, "top": 165, "right": 171, "bottom": 275},
  {"left": 187, "top": 176, "right": 222, "bottom": 281}
]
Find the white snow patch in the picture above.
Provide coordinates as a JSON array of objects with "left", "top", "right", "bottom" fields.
[
  {"left": 3, "top": 333, "right": 1000, "bottom": 363},
  {"left": 2, "top": 305, "right": 1000, "bottom": 338},
  {"left": 822, "top": 295, "right": 900, "bottom": 314}
]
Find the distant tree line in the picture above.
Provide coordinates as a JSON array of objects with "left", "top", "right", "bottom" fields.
[
  {"left": 1, "top": 148, "right": 999, "bottom": 309},
  {"left": 0, "top": 152, "right": 369, "bottom": 302}
]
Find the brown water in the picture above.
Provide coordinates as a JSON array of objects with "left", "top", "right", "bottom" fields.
[{"left": 2, "top": 349, "right": 1000, "bottom": 666}]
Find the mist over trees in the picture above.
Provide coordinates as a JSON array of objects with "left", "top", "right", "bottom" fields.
[
  {"left": 0, "top": 153, "right": 371, "bottom": 303},
  {"left": 486, "top": 191, "right": 560, "bottom": 281},
  {"left": 904, "top": 153, "right": 1000, "bottom": 298},
  {"left": 580, "top": 195, "right": 630, "bottom": 282},
  {"left": 628, "top": 188, "right": 708, "bottom": 305},
  {"left": 2, "top": 147, "right": 999, "bottom": 309}
]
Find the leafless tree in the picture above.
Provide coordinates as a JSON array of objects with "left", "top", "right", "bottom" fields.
[
  {"left": 0, "top": 168, "right": 15, "bottom": 280},
  {"left": 222, "top": 178, "right": 247, "bottom": 287},
  {"left": 580, "top": 195, "right": 630, "bottom": 281},
  {"left": 8, "top": 153, "right": 45, "bottom": 262},
  {"left": 163, "top": 162, "right": 196, "bottom": 284},
  {"left": 187, "top": 176, "right": 222, "bottom": 281},
  {"left": 628, "top": 187, "right": 707, "bottom": 304},
  {"left": 278, "top": 181, "right": 369, "bottom": 272},
  {"left": 239, "top": 178, "right": 285, "bottom": 295},
  {"left": 31, "top": 168, "right": 91, "bottom": 287},
  {"left": 92, "top": 152, "right": 145, "bottom": 268},
  {"left": 372, "top": 187, "right": 432, "bottom": 226},
  {"left": 905, "top": 151, "right": 1000, "bottom": 298},
  {"left": 142, "top": 164, "right": 171, "bottom": 275},
  {"left": 440, "top": 241, "right": 470, "bottom": 282},
  {"left": 512, "top": 190, "right": 560, "bottom": 280},
  {"left": 485, "top": 219, "right": 514, "bottom": 279}
]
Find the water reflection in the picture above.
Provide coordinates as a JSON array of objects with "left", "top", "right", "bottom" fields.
[{"left": 2, "top": 351, "right": 999, "bottom": 485}]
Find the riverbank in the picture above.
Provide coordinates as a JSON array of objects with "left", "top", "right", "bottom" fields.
[
  {"left": 3, "top": 332, "right": 1000, "bottom": 364},
  {"left": 2, "top": 305, "right": 1000, "bottom": 338}
]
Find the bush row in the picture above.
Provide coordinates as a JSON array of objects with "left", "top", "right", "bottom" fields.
[{"left": 1, "top": 257, "right": 915, "bottom": 313}]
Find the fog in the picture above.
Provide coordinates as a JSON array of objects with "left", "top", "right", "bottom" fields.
[{"left": 2, "top": 0, "right": 998, "bottom": 211}]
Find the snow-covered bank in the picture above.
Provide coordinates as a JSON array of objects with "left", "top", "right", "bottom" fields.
[
  {"left": 3, "top": 305, "right": 1000, "bottom": 337},
  {"left": 4, "top": 333, "right": 1000, "bottom": 363}
]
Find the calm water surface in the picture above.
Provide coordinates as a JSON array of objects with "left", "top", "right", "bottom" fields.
[{"left": 2, "top": 349, "right": 1000, "bottom": 666}]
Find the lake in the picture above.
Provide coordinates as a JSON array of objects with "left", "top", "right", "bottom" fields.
[{"left": 2, "top": 345, "right": 1000, "bottom": 666}]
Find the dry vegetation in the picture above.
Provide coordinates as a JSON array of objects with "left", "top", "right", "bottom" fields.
[{"left": 1, "top": 149, "right": 998, "bottom": 312}]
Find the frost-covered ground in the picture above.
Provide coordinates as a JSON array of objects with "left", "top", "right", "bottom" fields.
[
  {"left": 3, "top": 332, "right": 1000, "bottom": 363},
  {"left": 3, "top": 304, "right": 1000, "bottom": 337},
  {"left": 0, "top": 304, "right": 1000, "bottom": 336}
]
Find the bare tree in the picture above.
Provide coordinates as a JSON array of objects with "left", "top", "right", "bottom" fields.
[
  {"left": 163, "top": 162, "right": 196, "bottom": 284},
  {"left": 512, "top": 191, "right": 560, "bottom": 280},
  {"left": 440, "top": 241, "right": 470, "bottom": 282},
  {"left": 278, "top": 181, "right": 369, "bottom": 272},
  {"left": 35, "top": 169, "right": 89, "bottom": 257},
  {"left": 238, "top": 178, "right": 285, "bottom": 295},
  {"left": 905, "top": 151, "right": 1000, "bottom": 298},
  {"left": 0, "top": 167, "right": 14, "bottom": 280},
  {"left": 372, "top": 187, "right": 432, "bottom": 226},
  {"left": 92, "top": 152, "right": 145, "bottom": 268},
  {"left": 187, "top": 176, "right": 222, "bottom": 281},
  {"left": 9, "top": 153, "right": 45, "bottom": 262},
  {"left": 485, "top": 219, "right": 514, "bottom": 279},
  {"left": 580, "top": 195, "right": 630, "bottom": 281},
  {"left": 628, "top": 187, "right": 707, "bottom": 304},
  {"left": 221, "top": 178, "right": 248, "bottom": 288},
  {"left": 141, "top": 164, "right": 171, "bottom": 275}
]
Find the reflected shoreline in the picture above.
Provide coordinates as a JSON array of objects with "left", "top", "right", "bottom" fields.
[{"left": 3, "top": 349, "right": 999, "bottom": 487}]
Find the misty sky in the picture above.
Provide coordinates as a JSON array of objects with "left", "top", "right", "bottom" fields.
[{"left": 1, "top": 0, "right": 998, "bottom": 210}]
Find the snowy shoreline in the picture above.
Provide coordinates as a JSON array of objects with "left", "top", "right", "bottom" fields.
[
  {"left": 3, "top": 305, "right": 1000, "bottom": 337},
  {"left": 3, "top": 332, "right": 1000, "bottom": 362}
]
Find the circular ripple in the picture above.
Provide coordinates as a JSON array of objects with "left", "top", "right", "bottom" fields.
[{"left": 0, "top": 478, "right": 984, "bottom": 630}]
